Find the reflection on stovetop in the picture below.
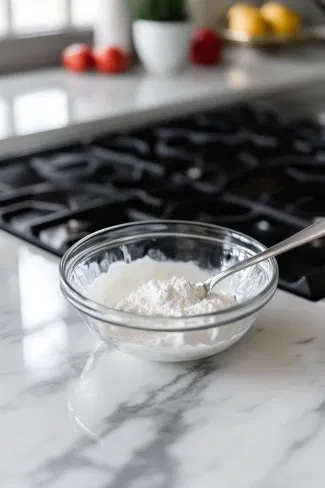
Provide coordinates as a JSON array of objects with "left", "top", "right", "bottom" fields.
[{"left": 1, "top": 102, "right": 325, "bottom": 301}]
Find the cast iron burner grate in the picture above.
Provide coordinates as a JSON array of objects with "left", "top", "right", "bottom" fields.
[{"left": 1, "top": 102, "right": 325, "bottom": 301}]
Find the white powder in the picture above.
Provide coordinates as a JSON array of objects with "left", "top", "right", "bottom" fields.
[
  {"left": 115, "top": 276, "right": 235, "bottom": 317},
  {"left": 86, "top": 257, "right": 248, "bottom": 361},
  {"left": 87, "top": 256, "right": 236, "bottom": 318}
]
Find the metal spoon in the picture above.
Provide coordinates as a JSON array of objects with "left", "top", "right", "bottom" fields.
[{"left": 202, "top": 218, "right": 325, "bottom": 296}]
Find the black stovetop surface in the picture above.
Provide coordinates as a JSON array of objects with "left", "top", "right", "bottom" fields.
[{"left": 1, "top": 102, "right": 325, "bottom": 301}]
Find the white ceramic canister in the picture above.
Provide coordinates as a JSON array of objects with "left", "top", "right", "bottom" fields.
[
  {"left": 133, "top": 20, "right": 192, "bottom": 75},
  {"left": 94, "top": 0, "right": 132, "bottom": 53}
]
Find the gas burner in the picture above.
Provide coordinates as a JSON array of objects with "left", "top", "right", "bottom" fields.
[
  {"left": 285, "top": 161, "right": 325, "bottom": 184},
  {"left": 226, "top": 166, "right": 290, "bottom": 200},
  {"left": 0, "top": 184, "right": 108, "bottom": 210},
  {"left": 190, "top": 163, "right": 228, "bottom": 194},
  {"left": 1, "top": 103, "right": 325, "bottom": 300},
  {"left": 30, "top": 147, "right": 100, "bottom": 183},
  {"left": 155, "top": 138, "right": 193, "bottom": 165},
  {"left": 95, "top": 131, "right": 155, "bottom": 159},
  {"left": 170, "top": 198, "right": 253, "bottom": 225},
  {"left": 0, "top": 157, "right": 41, "bottom": 190},
  {"left": 67, "top": 219, "right": 91, "bottom": 233},
  {"left": 92, "top": 145, "right": 165, "bottom": 178}
]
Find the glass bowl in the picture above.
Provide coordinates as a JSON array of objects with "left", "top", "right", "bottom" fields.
[{"left": 60, "top": 221, "right": 278, "bottom": 362}]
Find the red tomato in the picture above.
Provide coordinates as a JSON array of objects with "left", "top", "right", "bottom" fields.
[
  {"left": 93, "top": 47, "right": 129, "bottom": 74},
  {"left": 191, "top": 28, "right": 222, "bottom": 66},
  {"left": 61, "top": 43, "right": 93, "bottom": 72}
]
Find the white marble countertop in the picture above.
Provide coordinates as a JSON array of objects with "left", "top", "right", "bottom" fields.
[
  {"left": 2, "top": 229, "right": 325, "bottom": 487},
  {"left": 3, "top": 45, "right": 325, "bottom": 487},
  {"left": 1, "top": 45, "right": 325, "bottom": 157}
]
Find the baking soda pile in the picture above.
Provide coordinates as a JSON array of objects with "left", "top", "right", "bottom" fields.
[
  {"left": 115, "top": 276, "right": 235, "bottom": 317},
  {"left": 87, "top": 257, "right": 236, "bottom": 318}
]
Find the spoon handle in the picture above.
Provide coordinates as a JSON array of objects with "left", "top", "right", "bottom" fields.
[{"left": 207, "top": 218, "right": 325, "bottom": 292}]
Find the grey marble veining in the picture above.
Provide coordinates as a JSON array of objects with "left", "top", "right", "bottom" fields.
[{"left": 2, "top": 229, "right": 325, "bottom": 487}]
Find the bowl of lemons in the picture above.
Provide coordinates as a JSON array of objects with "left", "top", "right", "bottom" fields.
[{"left": 222, "top": 2, "right": 312, "bottom": 46}]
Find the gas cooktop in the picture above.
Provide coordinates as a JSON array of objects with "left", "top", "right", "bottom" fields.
[{"left": 1, "top": 102, "right": 325, "bottom": 301}]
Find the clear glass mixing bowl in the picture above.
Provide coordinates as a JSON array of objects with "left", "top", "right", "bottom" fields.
[{"left": 60, "top": 221, "right": 278, "bottom": 362}]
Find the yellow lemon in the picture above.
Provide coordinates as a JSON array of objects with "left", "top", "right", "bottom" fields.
[
  {"left": 227, "top": 3, "right": 260, "bottom": 19},
  {"left": 228, "top": 4, "right": 268, "bottom": 37},
  {"left": 260, "top": 2, "right": 301, "bottom": 35}
]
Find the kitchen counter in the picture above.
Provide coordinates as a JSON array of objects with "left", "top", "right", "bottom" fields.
[
  {"left": 2, "top": 45, "right": 325, "bottom": 157},
  {"left": 2, "top": 231, "right": 325, "bottom": 487},
  {"left": 3, "top": 44, "right": 325, "bottom": 487}
]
